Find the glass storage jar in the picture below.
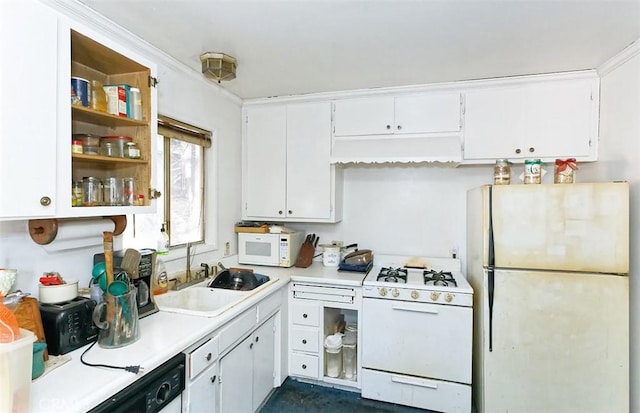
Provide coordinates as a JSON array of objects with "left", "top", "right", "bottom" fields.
[
  {"left": 524, "top": 159, "right": 542, "bottom": 184},
  {"left": 122, "top": 177, "right": 135, "bottom": 206},
  {"left": 494, "top": 159, "right": 511, "bottom": 185},
  {"left": 124, "top": 142, "right": 141, "bottom": 159},
  {"left": 82, "top": 177, "right": 102, "bottom": 206},
  {"left": 101, "top": 136, "right": 132, "bottom": 158},
  {"left": 100, "top": 141, "right": 117, "bottom": 157},
  {"left": 73, "top": 133, "right": 100, "bottom": 155},
  {"left": 103, "top": 177, "right": 124, "bottom": 206}
]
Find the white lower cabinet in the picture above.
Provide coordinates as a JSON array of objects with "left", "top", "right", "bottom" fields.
[
  {"left": 186, "top": 361, "right": 219, "bottom": 412},
  {"left": 219, "top": 315, "right": 277, "bottom": 413},
  {"left": 288, "top": 282, "right": 362, "bottom": 388}
]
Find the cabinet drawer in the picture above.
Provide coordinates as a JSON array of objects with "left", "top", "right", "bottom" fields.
[
  {"left": 290, "top": 352, "right": 319, "bottom": 379},
  {"left": 189, "top": 335, "right": 220, "bottom": 379},
  {"left": 219, "top": 307, "right": 257, "bottom": 353},
  {"left": 290, "top": 326, "right": 319, "bottom": 353},
  {"left": 291, "top": 301, "right": 319, "bottom": 326},
  {"left": 258, "top": 291, "right": 281, "bottom": 323},
  {"left": 361, "top": 369, "right": 471, "bottom": 413}
]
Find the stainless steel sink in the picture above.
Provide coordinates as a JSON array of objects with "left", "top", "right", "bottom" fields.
[{"left": 154, "top": 275, "right": 278, "bottom": 317}]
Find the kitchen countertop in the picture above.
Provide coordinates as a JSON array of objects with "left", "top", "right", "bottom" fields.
[{"left": 30, "top": 257, "right": 369, "bottom": 413}]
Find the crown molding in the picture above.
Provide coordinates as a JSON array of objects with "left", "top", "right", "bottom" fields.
[{"left": 597, "top": 39, "right": 640, "bottom": 77}]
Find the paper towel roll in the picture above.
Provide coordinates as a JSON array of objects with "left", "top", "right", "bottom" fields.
[{"left": 35, "top": 218, "right": 115, "bottom": 252}]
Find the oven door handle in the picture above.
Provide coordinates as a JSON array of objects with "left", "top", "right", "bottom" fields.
[
  {"left": 391, "top": 305, "right": 439, "bottom": 315},
  {"left": 391, "top": 375, "right": 438, "bottom": 389}
]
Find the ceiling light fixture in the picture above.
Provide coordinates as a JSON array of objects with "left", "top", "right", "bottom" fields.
[{"left": 200, "top": 52, "right": 237, "bottom": 82}]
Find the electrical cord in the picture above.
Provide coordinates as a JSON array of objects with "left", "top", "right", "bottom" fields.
[{"left": 80, "top": 339, "right": 144, "bottom": 375}]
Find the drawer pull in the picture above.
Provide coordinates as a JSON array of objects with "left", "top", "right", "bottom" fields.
[
  {"left": 210, "top": 375, "right": 217, "bottom": 383},
  {"left": 255, "top": 336, "right": 259, "bottom": 343},
  {"left": 206, "top": 353, "right": 212, "bottom": 361},
  {"left": 391, "top": 375, "right": 438, "bottom": 389},
  {"left": 250, "top": 343, "right": 254, "bottom": 349},
  {"left": 302, "top": 364, "right": 307, "bottom": 369},
  {"left": 392, "top": 305, "right": 439, "bottom": 315},
  {"left": 302, "top": 339, "right": 307, "bottom": 344},
  {"left": 303, "top": 313, "right": 308, "bottom": 318}
]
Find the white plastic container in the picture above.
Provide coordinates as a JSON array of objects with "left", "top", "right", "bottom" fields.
[
  {"left": 324, "top": 333, "right": 343, "bottom": 377},
  {"left": 0, "top": 329, "right": 36, "bottom": 412},
  {"left": 321, "top": 245, "right": 340, "bottom": 267}
]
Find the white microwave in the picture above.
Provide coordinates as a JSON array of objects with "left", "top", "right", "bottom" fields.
[{"left": 238, "top": 232, "right": 305, "bottom": 267}]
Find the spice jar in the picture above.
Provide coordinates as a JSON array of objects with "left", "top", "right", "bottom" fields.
[
  {"left": 71, "top": 181, "right": 83, "bottom": 207},
  {"left": 524, "top": 159, "right": 542, "bottom": 184},
  {"left": 71, "top": 139, "right": 83, "bottom": 154},
  {"left": 493, "top": 159, "right": 511, "bottom": 185},
  {"left": 554, "top": 158, "right": 577, "bottom": 184},
  {"left": 100, "top": 141, "right": 117, "bottom": 157},
  {"left": 124, "top": 142, "right": 141, "bottom": 159}
]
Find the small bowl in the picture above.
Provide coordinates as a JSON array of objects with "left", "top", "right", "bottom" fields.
[{"left": 39, "top": 279, "right": 79, "bottom": 304}]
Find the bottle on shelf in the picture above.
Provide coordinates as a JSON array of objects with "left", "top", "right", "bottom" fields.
[{"left": 157, "top": 223, "right": 170, "bottom": 255}]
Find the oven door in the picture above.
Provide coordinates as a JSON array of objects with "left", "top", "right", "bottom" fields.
[{"left": 362, "top": 298, "right": 472, "bottom": 384}]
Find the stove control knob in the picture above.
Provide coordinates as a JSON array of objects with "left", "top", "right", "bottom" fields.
[
  {"left": 430, "top": 292, "right": 441, "bottom": 301},
  {"left": 391, "top": 288, "right": 399, "bottom": 298},
  {"left": 411, "top": 290, "right": 419, "bottom": 300},
  {"left": 445, "top": 293, "right": 454, "bottom": 303},
  {"left": 379, "top": 287, "right": 388, "bottom": 297}
]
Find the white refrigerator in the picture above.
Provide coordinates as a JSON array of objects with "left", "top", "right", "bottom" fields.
[{"left": 467, "top": 182, "right": 629, "bottom": 413}]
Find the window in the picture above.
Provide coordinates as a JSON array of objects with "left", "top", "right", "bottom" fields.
[{"left": 124, "top": 116, "right": 211, "bottom": 250}]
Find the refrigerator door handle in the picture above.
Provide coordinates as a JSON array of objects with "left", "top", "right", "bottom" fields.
[
  {"left": 488, "top": 268, "right": 494, "bottom": 352},
  {"left": 488, "top": 185, "right": 495, "bottom": 352}
]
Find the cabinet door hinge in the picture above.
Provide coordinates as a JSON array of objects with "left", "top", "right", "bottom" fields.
[{"left": 149, "top": 76, "right": 159, "bottom": 88}]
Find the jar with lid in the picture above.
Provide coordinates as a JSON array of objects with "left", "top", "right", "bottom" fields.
[
  {"left": 71, "top": 181, "right": 83, "bottom": 207},
  {"left": 554, "top": 158, "right": 577, "bottom": 184},
  {"left": 129, "top": 87, "right": 142, "bottom": 120},
  {"left": 103, "top": 177, "right": 123, "bottom": 206},
  {"left": 100, "top": 141, "right": 117, "bottom": 157},
  {"left": 122, "top": 177, "right": 135, "bottom": 206},
  {"left": 524, "top": 159, "right": 542, "bottom": 184},
  {"left": 494, "top": 159, "right": 511, "bottom": 185},
  {"left": 124, "top": 142, "right": 141, "bottom": 159},
  {"left": 71, "top": 139, "right": 83, "bottom": 155},
  {"left": 82, "top": 177, "right": 102, "bottom": 206},
  {"left": 89, "top": 80, "right": 107, "bottom": 112}
]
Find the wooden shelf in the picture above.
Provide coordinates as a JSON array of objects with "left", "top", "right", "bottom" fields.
[
  {"left": 72, "top": 105, "right": 148, "bottom": 128},
  {"left": 72, "top": 153, "right": 148, "bottom": 165}
]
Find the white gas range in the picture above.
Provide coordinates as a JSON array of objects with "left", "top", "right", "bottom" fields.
[{"left": 360, "top": 256, "right": 473, "bottom": 413}]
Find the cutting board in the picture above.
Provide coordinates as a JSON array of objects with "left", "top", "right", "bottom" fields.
[{"left": 15, "top": 297, "right": 48, "bottom": 360}]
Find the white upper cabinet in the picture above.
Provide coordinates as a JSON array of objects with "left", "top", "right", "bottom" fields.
[
  {"left": 331, "top": 92, "right": 463, "bottom": 163},
  {"left": 0, "top": 1, "right": 159, "bottom": 220},
  {"left": 463, "top": 76, "right": 598, "bottom": 162},
  {"left": 333, "top": 96, "right": 395, "bottom": 136},
  {"left": 394, "top": 93, "right": 462, "bottom": 134},
  {"left": 0, "top": 0, "right": 58, "bottom": 219},
  {"left": 243, "top": 102, "right": 343, "bottom": 223},
  {"left": 334, "top": 92, "right": 461, "bottom": 137}
]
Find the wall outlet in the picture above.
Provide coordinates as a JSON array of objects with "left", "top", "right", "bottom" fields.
[
  {"left": 224, "top": 241, "right": 230, "bottom": 256},
  {"left": 450, "top": 246, "right": 458, "bottom": 258}
]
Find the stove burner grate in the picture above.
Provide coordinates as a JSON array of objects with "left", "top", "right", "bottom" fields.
[
  {"left": 377, "top": 267, "right": 408, "bottom": 283},
  {"left": 423, "top": 270, "right": 457, "bottom": 287}
]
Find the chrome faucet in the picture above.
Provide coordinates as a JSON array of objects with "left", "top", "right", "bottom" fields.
[{"left": 185, "top": 242, "right": 192, "bottom": 282}]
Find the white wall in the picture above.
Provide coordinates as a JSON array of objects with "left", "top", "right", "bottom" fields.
[
  {"left": 582, "top": 49, "right": 640, "bottom": 412},
  {"left": 0, "top": 1, "right": 243, "bottom": 296},
  {"left": 291, "top": 164, "right": 492, "bottom": 268}
]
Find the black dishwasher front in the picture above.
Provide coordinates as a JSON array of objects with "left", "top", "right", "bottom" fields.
[{"left": 89, "top": 353, "right": 185, "bottom": 413}]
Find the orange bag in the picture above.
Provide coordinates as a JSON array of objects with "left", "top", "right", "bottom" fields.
[{"left": 0, "top": 295, "right": 19, "bottom": 342}]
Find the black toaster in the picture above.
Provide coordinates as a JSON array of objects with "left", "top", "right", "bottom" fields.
[{"left": 39, "top": 297, "right": 98, "bottom": 355}]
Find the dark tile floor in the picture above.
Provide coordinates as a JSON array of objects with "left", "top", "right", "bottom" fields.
[{"left": 260, "top": 377, "right": 435, "bottom": 413}]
